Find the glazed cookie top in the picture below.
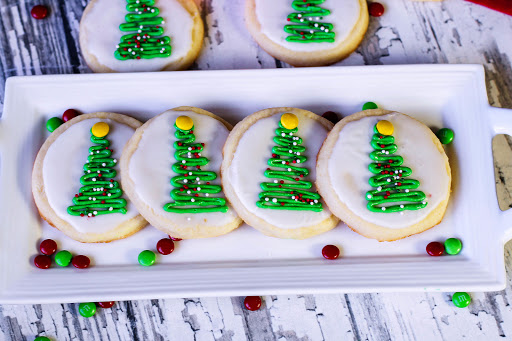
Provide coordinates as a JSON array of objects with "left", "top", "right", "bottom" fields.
[
  {"left": 254, "top": 0, "right": 361, "bottom": 52},
  {"left": 328, "top": 113, "right": 450, "bottom": 229},
  {"left": 43, "top": 118, "right": 139, "bottom": 233},
  {"left": 81, "top": 0, "right": 194, "bottom": 72},
  {"left": 229, "top": 112, "right": 332, "bottom": 228},
  {"left": 128, "top": 110, "right": 239, "bottom": 226}
]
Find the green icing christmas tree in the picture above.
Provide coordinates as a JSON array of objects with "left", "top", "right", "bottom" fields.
[
  {"left": 284, "top": 0, "right": 335, "bottom": 43},
  {"left": 365, "top": 120, "right": 427, "bottom": 213},
  {"left": 68, "top": 122, "right": 127, "bottom": 217},
  {"left": 163, "top": 115, "right": 228, "bottom": 213},
  {"left": 114, "top": 0, "right": 172, "bottom": 60},
  {"left": 256, "top": 113, "right": 322, "bottom": 211}
]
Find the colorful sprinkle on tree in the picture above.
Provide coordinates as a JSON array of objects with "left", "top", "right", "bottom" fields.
[
  {"left": 256, "top": 113, "right": 322, "bottom": 211},
  {"left": 164, "top": 116, "right": 228, "bottom": 213},
  {"left": 365, "top": 120, "right": 427, "bottom": 213},
  {"left": 114, "top": 0, "right": 172, "bottom": 60},
  {"left": 284, "top": 0, "right": 335, "bottom": 43}
]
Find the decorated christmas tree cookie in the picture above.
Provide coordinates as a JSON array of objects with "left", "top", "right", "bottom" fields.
[
  {"left": 221, "top": 108, "right": 338, "bottom": 239},
  {"left": 32, "top": 113, "right": 147, "bottom": 243},
  {"left": 245, "top": 0, "right": 368, "bottom": 66},
  {"left": 79, "top": 0, "right": 204, "bottom": 72},
  {"left": 316, "top": 109, "right": 451, "bottom": 242},
  {"left": 120, "top": 107, "right": 242, "bottom": 239}
]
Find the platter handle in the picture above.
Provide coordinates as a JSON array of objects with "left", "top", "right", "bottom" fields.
[{"left": 490, "top": 105, "right": 512, "bottom": 243}]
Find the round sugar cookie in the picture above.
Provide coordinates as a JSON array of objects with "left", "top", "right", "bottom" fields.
[
  {"left": 121, "top": 106, "right": 243, "bottom": 239},
  {"left": 79, "top": 0, "right": 204, "bottom": 72},
  {"left": 245, "top": 0, "right": 369, "bottom": 67},
  {"left": 32, "top": 112, "right": 147, "bottom": 243},
  {"left": 316, "top": 109, "right": 452, "bottom": 242},
  {"left": 221, "top": 108, "right": 339, "bottom": 239}
]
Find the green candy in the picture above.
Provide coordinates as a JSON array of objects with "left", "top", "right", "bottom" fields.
[
  {"left": 437, "top": 128, "right": 454, "bottom": 144},
  {"left": 34, "top": 337, "right": 52, "bottom": 341},
  {"left": 79, "top": 302, "right": 97, "bottom": 317},
  {"left": 362, "top": 102, "right": 378, "bottom": 110},
  {"left": 55, "top": 250, "right": 73, "bottom": 267},
  {"left": 138, "top": 250, "right": 156, "bottom": 266},
  {"left": 444, "top": 238, "right": 462, "bottom": 255},
  {"left": 46, "top": 117, "right": 63, "bottom": 132},
  {"left": 452, "top": 292, "right": 471, "bottom": 308}
]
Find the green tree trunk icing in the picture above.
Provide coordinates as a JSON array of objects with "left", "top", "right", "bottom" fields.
[
  {"left": 256, "top": 114, "right": 323, "bottom": 211},
  {"left": 114, "top": 0, "right": 172, "bottom": 60},
  {"left": 366, "top": 121, "right": 427, "bottom": 213},
  {"left": 164, "top": 117, "right": 228, "bottom": 213},
  {"left": 68, "top": 124, "right": 127, "bottom": 217},
  {"left": 284, "top": 0, "right": 335, "bottom": 43}
]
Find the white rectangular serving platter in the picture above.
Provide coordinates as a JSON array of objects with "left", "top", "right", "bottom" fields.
[{"left": 1, "top": 65, "right": 512, "bottom": 304}]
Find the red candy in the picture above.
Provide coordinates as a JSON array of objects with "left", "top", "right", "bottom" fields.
[
  {"left": 322, "top": 245, "right": 340, "bottom": 260},
  {"left": 34, "top": 255, "right": 52, "bottom": 269},
  {"left": 31, "top": 5, "right": 48, "bottom": 19},
  {"left": 321, "top": 111, "right": 340, "bottom": 124},
  {"left": 97, "top": 301, "right": 115, "bottom": 309},
  {"left": 72, "top": 255, "right": 91, "bottom": 269},
  {"left": 244, "top": 296, "right": 262, "bottom": 311},
  {"left": 169, "top": 235, "right": 182, "bottom": 241},
  {"left": 62, "top": 109, "right": 80, "bottom": 122},
  {"left": 426, "top": 242, "right": 444, "bottom": 256},
  {"left": 39, "top": 239, "right": 57, "bottom": 256},
  {"left": 156, "top": 238, "right": 175, "bottom": 255},
  {"left": 369, "top": 2, "right": 385, "bottom": 17}
]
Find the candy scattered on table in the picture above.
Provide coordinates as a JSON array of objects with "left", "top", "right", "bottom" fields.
[
  {"left": 97, "top": 301, "right": 115, "bottom": 309},
  {"left": 138, "top": 250, "right": 156, "bottom": 266},
  {"left": 31, "top": 5, "right": 48, "bottom": 19},
  {"left": 437, "top": 128, "right": 454, "bottom": 144},
  {"left": 34, "top": 337, "right": 52, "bottom": 341},
  {"left": 426, "top": 241, "right": 444, "bottom": 256},
  {"left": 244, "top": 296, "right": 262, "bottom": 311},
  {"left": 369, "top": 2, "right": 385, "bottom": 17},
  {"left": 55, "top": 250, "right": 73, "bottom": 267},
  {"left": 34, "top": 255, "right": 52, "bottom": 269},
  {"left": 46, "top": 117, "right": 63, "bottom": 132},
  {"left": 452, "top": 292, "right": 471, "bottom": 308},
  {"left": 62, "top": 109, "right": 80, "bottom": 122},
  {"left": 444, "top": 238, "right": 462, "bottom": 255},
  {"left": 71, "top": 255, "right": 91, "bottom": 269},
  {"left": 39, "top": 239, "right": 57, "bottom": 256},
  {"left": 362, "top": 102, "right": 378, "bottom": 110},
  {"left": 321, "top": 111, "right": 340, "bottom": 124},
  {"left": 156, "top": 238, "right": 175, "bottom": 255},
  {"left": 79, "top": 302, "right": 97, "bottom": 318},
  {"left": 465, "top": 0, "right": 512, "bottom": 16},
  {"left": 322, "top": 245, "right": 340, "bottom": 260}
]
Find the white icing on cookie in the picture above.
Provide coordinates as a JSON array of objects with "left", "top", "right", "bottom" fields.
[
  {"left": 43, "top": 119, "right": 139, "bottom": 234},
  {"left": 81, "top": 0, "right": 194, "bottom": 72},
  {"left": 128, "top": 110, "right": 239, "bottom": 227},
  {"left": 254, "top": 0, "right": 361, "bottom": 52},
  {"left": 229, "top": 113, "right": 331, "bottom": 229},
  {"left": 328, "top": 113, "right": 450, "bottom": 229}
]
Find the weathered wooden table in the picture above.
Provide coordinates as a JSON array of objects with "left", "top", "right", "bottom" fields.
[{"left": 1, "top": 0, "right": 512, "bottom": 340}]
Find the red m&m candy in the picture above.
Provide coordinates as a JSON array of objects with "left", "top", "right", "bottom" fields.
[
  {"left": 97, "top": 301, "right": 115, "bottom": 309},
  {"left": 34, "top": 255, "right": 52, "bottom": 269},
  {"left": 426, "top": 242, "right": 444, "bottom": 256},
  {"left": 244, "top": 296, "right": 262, "bottom": 311},
  {"left": 369, "top": 2, "right": 385, "bottom": 17},
  {"left": 31, "top": 5, "right": 48, "bottom": 19},
  {"left": 156, "top": 238, "right": 175, "bottom": 255},
  {"left": 322, "top": 245, "right": 340, "bottom": 260},
  {"left": 62, "top": 109, "right": 80, "bottom": 122},
  {"left": 72, "top": 255, "right": 91, "bottom": 269},
  {"left": 321, "top": 111, "right": 340, "bottom": 124},
  {"left": 39, "top": 239, "right": 57, "bottom": 256}
]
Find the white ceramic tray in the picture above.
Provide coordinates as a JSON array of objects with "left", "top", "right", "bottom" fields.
[{"left": 1, "top": 65, "right": 511, "bottom": 304}]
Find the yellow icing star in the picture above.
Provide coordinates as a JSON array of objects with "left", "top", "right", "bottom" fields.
[
  {"left": 91, "top": 122, "right": 109, "bottom": 137},
  {"left": 281, "top": 113, "right": 298, "bottom": 130},
  {"left": 176, "top": 116, "right": 194, "bottom": 131},
  {"left": 376, "top": 120, "right": 393, "bottom": 135}
]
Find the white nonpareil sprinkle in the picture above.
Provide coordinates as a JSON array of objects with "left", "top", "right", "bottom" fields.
[
  {"left": 88, "top": 197, "right": 92, "bottom": 200},
  {"left": 272, "top": 198, "right": 277, "bottom": 203},
  {"left": 405, "top": 189, "right": 409, "bottom": 192},
  {"left": 188, "top": 147, "right": 192, "bottom": 151},
  {"left": 92, "top": 178, "right": 96, "bottom": 182},
  {"left": 188, "top": 172, "right": 192, "bottom": 175},
  {"left": 196, "top": 177, "right": 200, "bottom": 181},
  {"left": 282, "top": 133, "right": 285, "bottom": 137},
  {"left": 297, "top": 160, "right": 301, "bottom": 164},
  {"left": 108, "top": 193, "right": 111, "bottom": 197},
  {"left": 87, "top": 170, "right": 91, "bottom": 173},
  {"left": 183, "top": 179, "right": 188, "bottom": 183},
  {"left": 109, "top": 207, "right": 113, "bottom": 211},
  {"left": 187, "top": 191, "right": 191, "bottom": 194},
  {"left": 93, "top": 211, "right": 97, "bottom": 215},
  {"left": 102, "top": 163, "right": 106, "bottom": 167},
  {"left": 206, "top": 193, "right": 209, "bottom": 197},
  {"left": 422, "top": 201, "right": 426, "bottom": 205},
  {"left": 197, "top": 187, "right": 201, "bottom": 191},
  {"left": 382, "top": 207, "right": 386, "bottom": 211},
  {"left": 191, "top": 199, "right": 195, "bottom": 202},
  {"left": 274, "top": 180, "right": 278, "bottom": 183},
  {"left": 314, "top": 200, "right": 318, "bottom": 203},
  {"left": 378, "top": 186, "right": 382, "bottom": 191},
  {"left": 400, "top": 205, "right": 404, "bottom": 208},
  {"left": 88, "top": 213, "right": 92, "bottom": 217},
  {"left": 297, "top": 152, "right": 301, "bottom": 155},
  {"left": 282, "top": 161, "right": 286, "bottom": 164},
  {"left": 92, "top": 198, "right": 96, "bottom": 201},
  {"left": 265, "top": 197, "right": 269, "bottom": 201},
  {"left": 367, "top": 195, "right": 372, "bottom": 198},
  {"left": 182, "top": 160, "right": 186, "bottom": 163},
  {"left": 288, "top": 168, "right": 291, "bottom": 171}
]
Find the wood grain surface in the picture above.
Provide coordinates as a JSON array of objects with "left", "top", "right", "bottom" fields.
[{"left": 1, "top": 0, "right": 512, "bottom": 340}]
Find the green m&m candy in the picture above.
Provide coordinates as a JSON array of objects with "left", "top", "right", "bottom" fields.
[
  {"left": 34, "top": 337, "right": 52, "bottom": 341},
  {"left": 437, "top": 128, "right": 454, "bottom": 145},
  {"left": 452, "top": 292, "right": 471, "bottom": 308},
  {"left": 46, "top": 117, "right": 63, "bottom": 132},
  {"left": 362, "top": 102, "right": 378, "bottom": 110},
  {"left": 138, "top": 250, "right": 156, "bottom": 266},
  {"left": 444, "top": 238, "right": 462, "bottom": 255},
  {"left": 79, "top": 302, "right": 97, "bottom": 317},
  {"left": 55, "top": 250, "right": 73, "bottom": 267}
]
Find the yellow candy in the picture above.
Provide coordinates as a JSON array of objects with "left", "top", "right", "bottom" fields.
[
  {"left": 176, "top": 116, "right": 194, "bottom": 131},
  {"left": 376, "top": 120, "right": 394, "bottom": 135},
  {"left": 281, "top": 113, "right": 298, "bottom": 130},
  {"left": 91, "top": 122, "right": 110, "bottom": 138}
]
